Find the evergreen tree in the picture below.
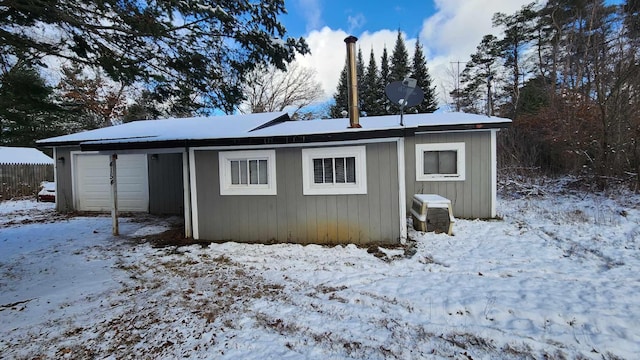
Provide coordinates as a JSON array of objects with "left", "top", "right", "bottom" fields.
[
  {"left": 380, "top": 46, "right": 391, "bottom": 114},
  {"left": 123, "top": 90, "right": 163, "bottom": 122},
  {"left": 356, "top": 47, "right": 365, "bottom": 114},
  {"left": 0, "top": 63, "right": 65, "bottom": 146},
  {"left": 361, "top": 48, "right": 383, "bottom": 116},
  {"left": 329, "top": 61, "right": 349, "bottom": 118},
  {"left": 389, "top": 30, "right": 410, "bottom": 82},
  {"left": 457, "top": 34, "right": 501, "bottom": 115},
  {"left": 492, "top": 3, "right": 537, "bottom": 118},
  {"left": 0, "top": 0, "right": 309, "bottom": 114},
  {"left": 411, "top": 38, "right": 438, "bottom": 113}
]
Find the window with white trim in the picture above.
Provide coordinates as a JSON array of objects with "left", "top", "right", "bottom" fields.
[
  {"left": 302, "top": 146, "right": 367, "bottom": 195},
  {"left": 415, "top": 143, "right": 465, "bottom": 181},
  {"left": 219, "top": 150, "right": 276, "bottom": 195}
]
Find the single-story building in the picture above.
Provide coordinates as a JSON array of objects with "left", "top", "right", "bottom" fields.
[{"left": 37, "top": 111, "right": 510, "bottom": 245}]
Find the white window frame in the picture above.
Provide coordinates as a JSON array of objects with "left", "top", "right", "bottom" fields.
[
  {"left": 415, "top": 142, "right": 466, "bottom": 181},
  {"left": 219, "top": 150, "right": 277, "bottom": 195},
  {"left": 302, "top": 146, "right": 367, "bottom": 195}
]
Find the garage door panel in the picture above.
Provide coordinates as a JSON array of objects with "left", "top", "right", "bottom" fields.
[{"left": 74, "top": 154, "right": 149, "bottom": 212}]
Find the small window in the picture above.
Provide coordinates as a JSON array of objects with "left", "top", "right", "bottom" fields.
[
  {"left": 302, "top": 146, "right": 367, "bottom": 195},
  {"left": 416, "top": 143, "right": 465, "bottom": 181},
  {"left": 312, "top": 157, "right": 356, "bottom": 184},
  {"left": 219, "top": 150, "right": 276, "bottom": 195}
]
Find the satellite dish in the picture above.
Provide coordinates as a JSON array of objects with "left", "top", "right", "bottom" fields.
[{"left": 385, "top": 78, "right": 424, "bottom": 125}]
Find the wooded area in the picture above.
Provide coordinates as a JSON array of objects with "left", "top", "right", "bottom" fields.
[
  {"left": 451, "top": 0, "right": 640, "bottom": 189},
  {"left": 1, "top": 0, "right": 638, "bottom": 190},
  {"left": 0, "top": 0, "right": 309, "bottom": 147},
  {"left": 330, "top": 31, "right": 439, "bottom": 118}
]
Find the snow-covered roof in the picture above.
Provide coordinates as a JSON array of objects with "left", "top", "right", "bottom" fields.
[
  {"left": 250, "top": 112, "right": 509, "bottom": 138},
  {"left": 0, "top": 146, "right": 54, "bottom": 165},
  {"left": 37, "top": 111, "right": 510, "bottom": 148},
  {"left": 37, "top": 111, "right": 289, "bottom": 146}
]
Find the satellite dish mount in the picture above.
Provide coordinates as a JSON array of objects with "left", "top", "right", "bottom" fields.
[{"left": 385, "top": 78, "right": 425, "bottom": 126}]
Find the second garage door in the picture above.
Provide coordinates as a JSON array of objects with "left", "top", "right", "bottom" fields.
[{"left": 74, "top": 153, "right": 149, "bottom": 212}]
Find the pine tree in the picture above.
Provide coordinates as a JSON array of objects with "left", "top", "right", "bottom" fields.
[
  {"left": 1, "top": 0, "right": 309, "bottom": 114},
  {"left": 329, "top": 61, "right": 349, "bottom": 118},
  {"left": 380, "top": 46, "right": 391, "bottom": 114},
  {"left": 361, "top": 48, "right": 383, "bottom": 116},
  {"left": 389, "top": 30, "right": 410, "bottom": 82},
  {"left": 0, "top": 62, "right": 65, "bottom": 146},
  {"left": 412, "top": 39, "right": 438, "bottom": 113},
  {"left": 356, "top": 47, "right": 365, "bottom": 114},
  {"left": 458, "top": 34, "right": 501, "bottom": 115}
]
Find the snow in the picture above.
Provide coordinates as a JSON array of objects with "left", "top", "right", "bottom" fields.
[
  {"left": 1, "top": 181, "right": 639, "bottom": 359},
  {"left": 37, "top": 111, "right": 510, "bottom": 147},
  {"left": 251, "top": 112, "right": 509, "bottom": 138},
  {"left": 36, "top": 111, "right": 289, "bottom": 145},
  {"left": 0, "top": 146, "right": 53, "bottom": 164}
]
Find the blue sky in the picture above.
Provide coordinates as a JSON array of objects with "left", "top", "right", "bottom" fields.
[
  {"left": 283, "top": 0, "right": 437, "bottom": 38},
  {"left": 277, "top": 0, "right": 626, "bottom": 108}
]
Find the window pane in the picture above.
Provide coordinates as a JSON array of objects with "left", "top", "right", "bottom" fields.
[
  {"left": 335, "top": 158, "right": 345, "bottom": 183},
  {"left": 423, "top": 152, "right": 438, "bottom": 174},
  {"left": 323, "top": 158, "right": 334, "bottom": 183},
  {"left": 313, "top": 159, "right": 324, "bottom": 183},
  {"left": 249, "top": 160, "right": 258, "bottom": 184},
  {"left": 345, "top": 157, "right": 356, "bottom": 183},
  {"left": 231, "top": 160, "right": 240, "bottom": 184},
  {"left": 239, "top": 160, "right": 248, "bottom": 184},
  {"left": 439, "top": 151, "right": 457, "bottom": 174},
  {"left": 258, "top": 159, "right": 268, "bottom": 184}
]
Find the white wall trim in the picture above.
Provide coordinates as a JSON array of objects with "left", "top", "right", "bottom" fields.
[
  {"left": 189, "top": 148, "right": 199, "bottom": 240},
  {"left": 414, "top": 129, "right": 494, "bottom": 135},
  {"left": 301, "top": 146, "right": 367, "bottom": 195},
  {"left": 415, "top": 142, "right": 466, "bottom": 181},
  {"left": 218, "top": 150, "right": 277, "bottom": 196},
  {"left": 397, "top": 138, "right": 407, "bottom": 244},
  {"left": 192, "top": 137, "right": 401, "bottom": 152},
  {"left": 491, "top": 129, "right": 498, "bottom": 218},
  {"left": 94, "top": 147, "right": 186, "bottom": 155},
  {"left": 52, "top": 147, "right": 58, "bottom": 209},
  {"left": 182, "top": 151, "right": 192, "bottom": 238}
]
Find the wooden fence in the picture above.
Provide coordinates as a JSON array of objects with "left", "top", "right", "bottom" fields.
[{"left": 0, "top": 163, "right": 54, "bottom": 200}]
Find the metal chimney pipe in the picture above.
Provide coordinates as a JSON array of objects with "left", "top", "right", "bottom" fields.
[{"left": 344, "top": 35, "right": 361, "bottom": 128}]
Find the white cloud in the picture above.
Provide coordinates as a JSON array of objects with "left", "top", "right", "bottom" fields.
[
  {"left": 347, "top": 13, "right": 366, "bottom": 33},
  {"left": 295, "top": 0, "right": 537, "bottom": 108},
  {"left": 296, "top": 0, "right": 324, "bottom": 32}
]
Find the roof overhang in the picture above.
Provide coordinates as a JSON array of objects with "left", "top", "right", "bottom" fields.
[{"left": 38, "top": 112, "right": 512, "bottom": 152}]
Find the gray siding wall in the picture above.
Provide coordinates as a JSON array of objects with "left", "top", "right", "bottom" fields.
[
  {"left": 148, "top": 153, "right": 184, "bottom": 215},
  {"left": 53, "top": 146, "right": 78, "bottom": 212},
  {"left": 405, "top": 130, "right": 493, "bottom": 219},
  {"left": 194, "top": 142, "right": 400, "bottom": 245}
]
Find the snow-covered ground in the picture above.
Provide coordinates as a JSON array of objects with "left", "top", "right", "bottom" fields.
[{"left": 1, "top": 180, "right": 639, "bottom": 359}]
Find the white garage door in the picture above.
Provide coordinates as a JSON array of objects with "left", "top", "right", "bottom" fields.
[{"left": 74, "top": 153, "right": 149, "bottom": 212}]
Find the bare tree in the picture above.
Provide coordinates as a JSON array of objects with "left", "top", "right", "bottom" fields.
[{"left": 241, "top": 62, "right": 324, "bottom": 119}]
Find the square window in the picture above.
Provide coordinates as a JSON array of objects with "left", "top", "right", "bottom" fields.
[
  {"left": 423, "top": 150, "right": 457, "bottom": 175},
  {"left": 416, "top": 143, "right": 465, "bottom": 181},
  {"left": 302, "top": 146, "right": 367, "bottom": 195},
  {"left": 219, "top": 150, "right": 276, "bottom": 195}
]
